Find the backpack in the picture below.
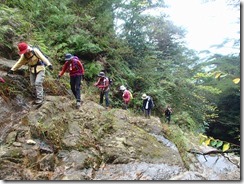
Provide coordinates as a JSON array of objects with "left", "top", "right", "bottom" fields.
[
  {"left": 31, "top": 46, "right": 49, "bottom": 66},
  {"left": 108, "top": 77, "right": 113, "bottom": 86},
  {"left": 149, "top": 96, "right": 154, "bottom": 108},
  {"left": 128, "top": 91, "right": 133, "bottom": 99},
  {"left": 165, "top": 108, "right": 172, "bottom": 116}
]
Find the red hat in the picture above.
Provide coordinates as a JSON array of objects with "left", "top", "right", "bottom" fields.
[{"left": 18, "top": 42, "right": 28, "bottom": 55}]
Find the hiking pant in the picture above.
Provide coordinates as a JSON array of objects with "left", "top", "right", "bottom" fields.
[
  {"left": 166, "top": 115, "right": 171, "bottom": 123},
  {"left": 30, "top": 70, "right": 45, "bottom": 101},
  {"left": 144, "top": 108, "right": 151, "bottom": 117},
  {"left": 70, "top": 75, "right": 82, "bottom": 102},
  {"left": 123, "top": 101, "right": 129, "bottom": 110},
  {"left": 100, "top": 90, "right": 109, "bottom": 107}
]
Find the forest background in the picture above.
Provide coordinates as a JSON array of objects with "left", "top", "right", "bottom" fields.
[{"left": 0, "top": 0, "right": 240, "bottom": 148}]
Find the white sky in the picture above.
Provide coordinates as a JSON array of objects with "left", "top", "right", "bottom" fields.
[{"left": 163, "top": 0, "right": 240, "bottom": 55}]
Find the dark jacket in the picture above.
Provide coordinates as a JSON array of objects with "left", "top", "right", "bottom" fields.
[
  {"left": 142, "top": 96, "right": 154, "bottom": 110},
  {"left": 165, "top": 108, "right": 172, "bottom": 116}
]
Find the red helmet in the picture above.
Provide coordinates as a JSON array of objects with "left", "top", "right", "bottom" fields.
[{"left": 18, "top": 42, "right": 28, "bottom": 55}]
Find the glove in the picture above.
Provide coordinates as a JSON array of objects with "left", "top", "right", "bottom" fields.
[
  {"left": 81, "top": 74, "right": 84, "bottom": 80},
  {"left": 57, "top": 75, "right": 61, "bottom": 79},
  {"left": 7, "top": 70, "right": 14, "bottom": 75},
  {"left": 48, "top": 65, "right": 53, "bottom": 71}
]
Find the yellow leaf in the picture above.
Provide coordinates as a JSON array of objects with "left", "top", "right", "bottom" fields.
[
  {"left": 199, "top": 133, "right": 208, "bottom": 139},
  {"left": 205, "top": 138, "right": 211, "bottom": 146},
  {"left": 215, "top": 73, "right": 222, "bottom": 79},
  {"left": 222, "top": 143, "right": 230, "bottom": 151},
  {"left": 233, "top": 78, "right": 240, "bottom": 84}
]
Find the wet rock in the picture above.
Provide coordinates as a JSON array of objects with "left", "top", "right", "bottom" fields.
[
  {"left": 38, "top": 154, "right": 56, "bottom": 171},
  {"left": 22, "top": 148, "right": 39, "bottom": 168},
  {"left": 39, "top": 142, "right": 53, "bottom": 154},
  {"left": 62, "top": 121, "right": 81, "bottom": 147},
  {"left": 12, "top": 142, "right": 22, "bottom": 147},
  {"left": 93, "top": 162, "right": 185, "bottom": 180},
  {"left": 169, "top": 171, "right": 207, "bottom": 180},
  {"left": 5, "top": 131, "right": 17, "bottom": 144},
  {"left": 61, "top": 150, "right": 90, "bottom": 170}
]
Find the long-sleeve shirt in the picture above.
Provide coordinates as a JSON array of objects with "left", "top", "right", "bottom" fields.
[
  {"left": 59, "top": 59, "right": 85, "bottom": 77},
  {"left": 94, "top": 77, "right": 109, "bottom": 91},
  {"left": 11, "top": 47, "right": 52, "bottom": 74}
]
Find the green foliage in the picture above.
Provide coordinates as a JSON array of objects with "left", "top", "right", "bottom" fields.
[
  {"left": 85, "top": 62, "right": 103, "bottom": 80},
  {"left": 173, "top": 111, "right": 199, "bottom": 132}
]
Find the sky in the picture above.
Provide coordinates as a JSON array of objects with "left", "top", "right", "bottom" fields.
[{"left": 162, "top": 0, "right": 240, "bottom": 55}]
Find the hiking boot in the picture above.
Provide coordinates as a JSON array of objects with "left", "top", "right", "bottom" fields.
[
  {"left": 34, "top": 99, "right": 43, "bottom": 104},
  {"left": 76, "top": 102, "right": 81, "bottom": 109}
]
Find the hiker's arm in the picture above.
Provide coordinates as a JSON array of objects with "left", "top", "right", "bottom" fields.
[
  {"left": 78, "top": 61, "right": 85, "bottom": 75},
  {"left": 59, "top": 62, "right": 68, "bottom": 77},
  {"left": 33, "top": 48, "right": 52, "bottom": 66},
  {"left": 94, "top": 78, "right": 100, "bottom": 86},
  {"left": 11, "top": 55, "right": 27, "bottom": 71}
]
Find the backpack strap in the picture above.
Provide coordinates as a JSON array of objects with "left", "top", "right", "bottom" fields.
[{"left": 24, "top": 49, "right": 45, "bottom": 74}]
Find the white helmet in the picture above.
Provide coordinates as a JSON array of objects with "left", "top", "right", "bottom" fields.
[{"left": 120, "top": 85, "right": 126, "bottom": 91}]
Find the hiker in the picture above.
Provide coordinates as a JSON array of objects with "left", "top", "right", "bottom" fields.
[
  {"left": 141, "top": 93, "right": 154, "bottom": 118},
  {"left": 165, "top": 105, "right": 173, "bottom": 123},
  {"left": 58, "top": 53, "right": 85, "bottom": 108},
  {"left": 119, "top": 85, "right": 132, "bottom": 110},
  {"left": 94, "top": 71, "right": 110, "bottom": 109},
  {"left": 7, "top": 42, "right": 53, "bottom": 104}
]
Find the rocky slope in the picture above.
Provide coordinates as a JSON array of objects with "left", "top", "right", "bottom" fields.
[{"left": 0, "top": 57, "right": 240, "bottom": 180}]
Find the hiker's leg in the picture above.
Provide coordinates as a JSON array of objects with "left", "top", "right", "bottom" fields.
[
  {"left": 148, "top": 109, "right": 151, "bottom": 118},
  {"left": 100, "top": 91, "right": 104, "bottom": 105},
  {"left": 144, "top": 110, "right": 147, "bottom": 117},
  {"left": 30, "top": 72, "right": 36, "bottom": 98},
  {"left": 125, "top": 102, "right": 128, "bottom": 110},
  {"left": 74, "top": 75, "right": 81, "bottom": 102},
  {"left": 104, "top": 90, "right": 109, "bottom": 107},
  {"left": 166, "top": 116, "right": 170, "bottom": 123},
  {"left": 70, "top": 76, "right": 76, "bottom": 98},
  {"left": 35, "top": 70, "right": 45, "bottom": 102}
]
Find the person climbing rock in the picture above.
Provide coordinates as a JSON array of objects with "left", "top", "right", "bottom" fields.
[
  {"left": 165, "top": 105, "right": 173, "bottom": 123},
  {"left": 58, "top": 53, "right": 85, "bottom": 109},
  {"left": 94, "top": 71, "right": 110, "bottom": 109},
  {"left": 141, "top": 93, "right": 154, "bottom": 118},
  {"left": 7, "top": 42, "right": 53, "bottom": 104},
  {"left": 119, "top": 85, "right": 132, "bottom": 110}
]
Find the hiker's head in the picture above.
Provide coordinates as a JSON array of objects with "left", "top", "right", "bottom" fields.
[
  {"left": 120, "top": 85, "right": 126, "bottom": 91},
  {"left": 65, "top": 53, "right": 74, "bottom": 61},
  {"left": 18, "top": 42, "right": 30, "bottom": 55},
  {"left": 141, "top": 93, "right": 148, "bottom": 100},
  {"left": 98, "top": 72, "right": 105, "bottom": 78}
]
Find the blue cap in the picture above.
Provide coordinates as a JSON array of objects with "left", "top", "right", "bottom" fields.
[{"left": 65, "top": 53, "right": 73, "bottom": 60}]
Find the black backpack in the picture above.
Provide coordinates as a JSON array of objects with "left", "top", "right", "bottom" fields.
[{"left": 108, "top": 77, "right": 113, "bottom": 86}]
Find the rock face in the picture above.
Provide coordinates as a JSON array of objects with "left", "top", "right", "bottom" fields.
[
  {"left": 0, "top": 94, "right": 186, "bottom": 180},
  {"left": 0, "top": 58, "right": 240, "bottom": 180}
]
